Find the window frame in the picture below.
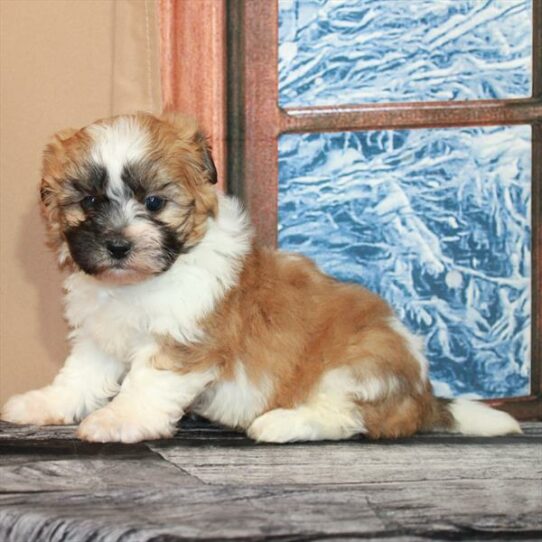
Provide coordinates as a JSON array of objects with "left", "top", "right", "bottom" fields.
[
  {"left": 226, "top": 0, "right": 541, "bottom": 419},
  {"left": 159, "top": 0, "right": 228, "bottom": 190}
]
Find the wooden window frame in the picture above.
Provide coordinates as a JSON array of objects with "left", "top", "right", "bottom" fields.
[
  {"left": 226, "top": 0, "right": 542, "bottom": 420},
  {"left": 159, "top": 0, "right": 228, "bottom": 191}
]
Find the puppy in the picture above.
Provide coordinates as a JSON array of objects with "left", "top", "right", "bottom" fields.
[{"left": 1, "top": 113, "right": 521, "bottom": 443}]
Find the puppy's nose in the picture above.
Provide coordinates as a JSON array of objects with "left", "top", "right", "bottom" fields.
[{"left": 106, "top": 238, "right": 132, "bottom": 259}]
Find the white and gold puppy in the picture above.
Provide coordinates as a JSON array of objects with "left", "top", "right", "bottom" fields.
[{"left": 1, "top": 113, "right": 521, "bottom": 443}]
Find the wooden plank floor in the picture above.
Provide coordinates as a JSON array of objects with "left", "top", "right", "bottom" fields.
[{"left": 0, "top": 418, "right": 541, "bottom": 541}]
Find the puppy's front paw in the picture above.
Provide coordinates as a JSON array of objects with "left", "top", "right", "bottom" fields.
[
  {"left": 1, "top": 389, "right": 73, "bottom": 426},
  {"left": 77, "top": 405, "right": 174, "bottom": 443}
]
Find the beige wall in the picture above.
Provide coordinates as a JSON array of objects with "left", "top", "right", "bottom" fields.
[{"left": 0, "top": 0, "right": 161, "bottom": 404}]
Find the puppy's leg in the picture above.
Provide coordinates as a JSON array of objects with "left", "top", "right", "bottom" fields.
[
  {"left": 77, "top": 347, "right": 215, "bottom": 443},
  {"left": 247, "top": 372, "right": 366, "bottom": 444},
  {"left": 1, "top": 338, "right": 124, "bottom": 425}
]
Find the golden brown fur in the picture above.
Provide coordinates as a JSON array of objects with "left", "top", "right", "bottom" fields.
[{"left": 156, "top": 247, "right": 447, "bottom": 438}]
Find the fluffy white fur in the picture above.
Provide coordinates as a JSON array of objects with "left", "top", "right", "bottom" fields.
[
  {"left": 448, "top": 398, "right": 521, "bottom": 436},
  {"left": 89, "top": 117, "right": 150, "bottom": 201},
  {"left": 2, "top": 338, "right": 124, "bottom": 425},
  {"left": 193, "top": 362, "right": 274, "bottom": 429},
  {"left": 77, "top": 350, "right": 216, "bottom": 443}
]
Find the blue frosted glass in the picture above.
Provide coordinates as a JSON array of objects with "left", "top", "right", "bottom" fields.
[
  {"left": 279, "top": 0, "right": 532, "bottom": 106},
  {"left": 278, "top": 126, "right": 531, "bottom": 398}
]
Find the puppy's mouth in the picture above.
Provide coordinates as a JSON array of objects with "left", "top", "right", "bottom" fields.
[
  {"left": 89, "top": 253, "right": 151, "bottom": 281},
  {"left": 94, "top": 264, "right": 154, "bottom": 285}
]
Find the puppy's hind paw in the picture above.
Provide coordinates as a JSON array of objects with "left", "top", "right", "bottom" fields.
[{"left": 247, "top": 408, "right": 319, "bottom": 443}]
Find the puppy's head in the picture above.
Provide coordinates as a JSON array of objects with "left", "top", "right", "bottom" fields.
[{"left": 40, "top": 112, "right": 218, "bottom": 284}]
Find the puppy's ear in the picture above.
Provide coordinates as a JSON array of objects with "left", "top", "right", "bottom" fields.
[
  {"left": 194, "top": 131, "right": 218, "bottom": 185},
  {"left": 39, "top": 127, "right": 83, "bottom": 262},
  {"left": 40, "top": 128, "right": 78, "bottom": 206},
  {"left": 159, "top": 112, "right": 218, "bottom": 185}
]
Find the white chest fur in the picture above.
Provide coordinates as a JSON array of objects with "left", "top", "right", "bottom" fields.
[{"left": 64, "top": 279, "right": 152, "bottom": 361}]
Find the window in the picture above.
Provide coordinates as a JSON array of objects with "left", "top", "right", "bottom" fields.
[{"left": 227, "top": 0, "right": 541, "bottom": 418}]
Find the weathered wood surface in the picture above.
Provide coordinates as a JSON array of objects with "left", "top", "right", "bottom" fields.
[{"left": 0, "top": 419, "right": 541, "bottom": 541}]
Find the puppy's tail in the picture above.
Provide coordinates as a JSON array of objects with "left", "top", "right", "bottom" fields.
[{"left": 427, "top": 397, "right": 522, "bottom": 436}]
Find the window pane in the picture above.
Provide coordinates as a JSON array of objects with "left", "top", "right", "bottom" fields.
[
  {"left": 279, "top": 0, "right": 532, "bottom": 107},
  {"left": 278, "top": 126, "right": 531, "bottom": 398}
]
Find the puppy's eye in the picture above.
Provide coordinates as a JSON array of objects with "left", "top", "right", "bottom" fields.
[
  {"left": 145, "top": 196, "right": 166, "bottom": 212},
  {"left": 81, "top": 195, "right": 99, "bottom": 211}
]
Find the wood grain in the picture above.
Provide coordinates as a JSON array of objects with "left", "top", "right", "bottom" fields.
[
  {"left": 0, "top": 419, "right": 541, "bottom": 541},
  {"left": 226, "top": 0, "right": 279, "bottom": 247},
  {"left": 280, "top": 99, "right": 542, "bottom": 133}
]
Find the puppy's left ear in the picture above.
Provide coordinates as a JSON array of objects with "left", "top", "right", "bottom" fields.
[
  {"left": 159, "top": 112, "right": 218, "bottom": 185},
  {"left": 194, "top": 131, "right": 218, "bottom": 185}
]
